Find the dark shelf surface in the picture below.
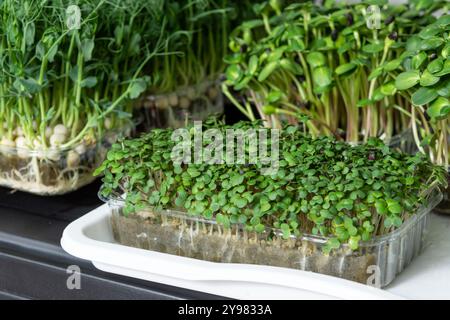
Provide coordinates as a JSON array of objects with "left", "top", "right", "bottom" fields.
[{"left": 0, "top": 180, "right": 222, "bottom": 300}]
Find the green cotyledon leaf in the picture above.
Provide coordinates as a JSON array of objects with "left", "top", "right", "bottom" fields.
[
  {"left": 412, "top": 87, "right": 439, "bottom": 106},
  {"left": 395, "top": 70, "right": 420, "bottom": 90}
]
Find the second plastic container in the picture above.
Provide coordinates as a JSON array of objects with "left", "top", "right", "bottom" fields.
[{"left": 137, "top": 79, "right": 224, "bottom": 129}]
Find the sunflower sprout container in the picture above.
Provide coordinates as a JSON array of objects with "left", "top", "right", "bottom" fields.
[
  {"left": 101, "top": 188, "right": 441, "bottom": 288},
  {"left": 137, "top": 79, "right": 224, "bottom": 129}
]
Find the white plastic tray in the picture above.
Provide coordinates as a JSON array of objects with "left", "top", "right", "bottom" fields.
[{"left": 61, "top": 204, "right": 404, "bottom": 300}]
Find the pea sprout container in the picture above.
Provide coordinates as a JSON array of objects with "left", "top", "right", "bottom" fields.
[
  {"left": 100, "top": 187, "right": 442, "bottom": 288},
  {"left": 137, "top": 79, "right": 224, "bottom": 129},
  {"left": 0, "top": 125, "right": 134, "bottom": 196}
]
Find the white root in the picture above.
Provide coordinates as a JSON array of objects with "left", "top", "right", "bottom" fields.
[
  {"left": 0, "top": 172, "right": 96, "bottom": 195},
  {"left": 0, "top": 128, "right": 105, "bottom": 195},
  {"left": 30, "top": 156, "right": 43, "bottom": 185},
  {"left": 0, "top": 152, "right": 96, "bottom": 195}
]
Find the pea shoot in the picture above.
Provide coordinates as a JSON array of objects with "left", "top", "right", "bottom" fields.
[{"left": 138, "top": 0, "right": 256, "bottom": 128}]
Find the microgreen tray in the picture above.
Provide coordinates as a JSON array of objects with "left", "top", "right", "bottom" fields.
[
  {"left": 137, "top": 79, "right": 224, "bottom": 129},
  {"left": 101, "top": 187, "right": 442, "bottom": 287}
]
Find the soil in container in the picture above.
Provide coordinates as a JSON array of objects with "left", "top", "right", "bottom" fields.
[{"left": 110, "top": 209, "right": 391, "bottom": 286}]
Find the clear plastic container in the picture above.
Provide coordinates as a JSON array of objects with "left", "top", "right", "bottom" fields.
[
  {"left": 136, "top": 79, "right": 224, "bottom": 129},
  {"left": 101, "top": 187, "right": 442, "bottom": 287},
  {"left": 435, "top": 167, "right": 450, "bottom": 215},
  {"left": 0, "top": 126, "right": 134, "bottom": 195}
]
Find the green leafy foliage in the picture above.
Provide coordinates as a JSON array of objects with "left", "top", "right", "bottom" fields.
[
  {"left": 222, "top": 0, "right": 447, "bottom": 147},
  {"left": 393, "top": 16, "right": 449, "bottom": 115},
  {"left": 146, "top": 0, "right": 257, "bottom": 94},
  {"left": 97, "top": 120, "right": 447, "bottom": 252},
  {"left": 0, "top": 0, "right": 167, "bottom": 148},
  {"left": 388, "top": 13, "right": 449, "bottom": 166}
]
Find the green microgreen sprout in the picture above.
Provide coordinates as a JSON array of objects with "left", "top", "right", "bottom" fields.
[
  {"left": 389, "top": 14, "right": 449, "bottom": 167},
  {"left": 223, "top": 0, "right": 446, "bottom": 146}
]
